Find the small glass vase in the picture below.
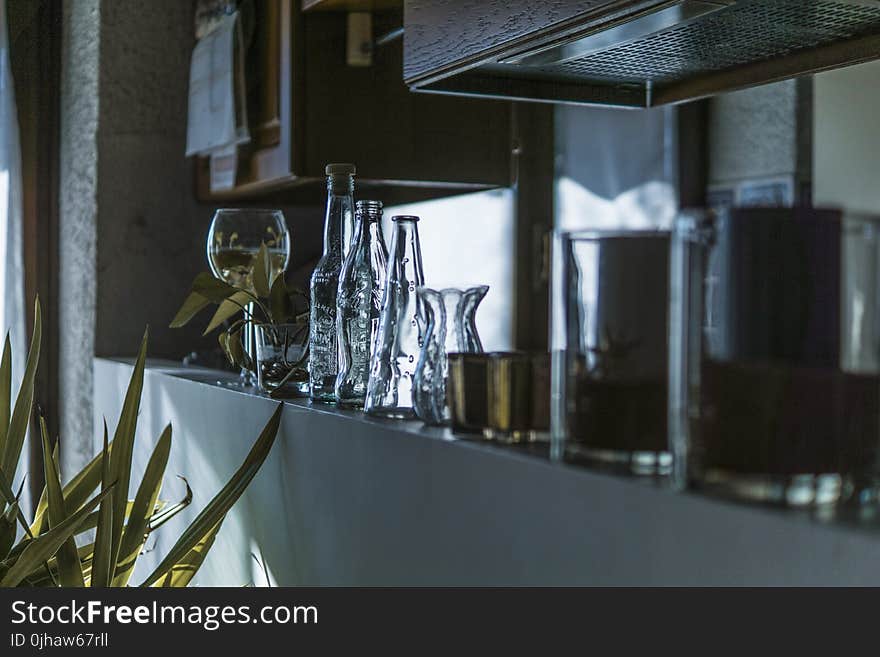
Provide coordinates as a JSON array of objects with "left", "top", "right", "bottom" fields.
[
  {"left": 413, "top": 285, "right": 488, "bottom": 425},
  {"left": 365, "top": 216, "right": 425, "bottom": 419},
  {"left": 255, "top": 323, "right": 310, "bottom": 397}
]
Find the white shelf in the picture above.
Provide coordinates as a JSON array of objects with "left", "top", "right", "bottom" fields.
[{"left": 94, "top": 357, "right": 880, "bottom": 585}]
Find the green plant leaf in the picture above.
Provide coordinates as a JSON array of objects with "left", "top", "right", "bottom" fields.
[
  {"left": 31, "top": 438, "right": 110, "bottom": 536},
  {"left": 191, "top": 272, "right": 238, "bottom": 303},
  {"left": 1, "top": 485, "right": 112, "bottom": 587},
  {"left": 105, "top": 331, "right": 149, "bottom": 583},
  {"left": 146, "top": 477, "right": 192, "bottom": 533},
  {"left": 0, "top": 466, "right": 34, "bottom": 542},
  {"left": 253, "top": 243, "right": 271, "bottom": 298},
  {"left": 203, "top": 291, "right": 252, "bottom": 335},
  {"left": 2, "top": 298, "right": 41, "bottom": 478},
  {"left": 154, "top": 518, "right": 223, "bottom": 587},
  {"left": 0, "top": 493, "right": 20, "bottom": 561},
  {"left": 40, "top": 419, "right": 84, "bottom": 587},
  {"left": 90, "top": 422, "right": 114, "bottom": 588},
  {"left": 140, "top": 404, "right": 282, "bottom": 587},
  {"left": 229, "top": 328, "right": 247, "bottom": 370},
  {"left": 269, "top": 275, "right": 294, "bottom": 324},
  {"left": 0, "top": 334, "right": 11, "bottom": 459},
  {"left": 113, "top": 424, "right": 172, "bottom": 587},
  {"left": 169, "top": 292, "right": 211, "bottom": 329}
]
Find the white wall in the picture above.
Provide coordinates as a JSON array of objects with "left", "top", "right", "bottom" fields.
[{"left": 814, "top": 60, "right": 880, "bottom": 214}]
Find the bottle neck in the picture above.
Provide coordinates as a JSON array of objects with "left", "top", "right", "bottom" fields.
[{"left": 323, "top": 176, "right": 354, "bottom": 256}]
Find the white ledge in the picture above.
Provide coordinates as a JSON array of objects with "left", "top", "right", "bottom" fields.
[{"left": 93, "top": 357, "right": 880, "bottom": 586}]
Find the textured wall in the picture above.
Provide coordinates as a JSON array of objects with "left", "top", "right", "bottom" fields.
[
  {"left": 58, "top": 0, "right": 100, "bottom": 477},
  {"left": 59, "top": 0, "right": 324, "bottom": 476},
  {"left": 708, "top": 78, "right": 812, "bottom": 197}
]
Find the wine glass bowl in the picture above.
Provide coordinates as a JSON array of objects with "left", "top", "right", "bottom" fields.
[
  {"left": 206, "top": 209, "right": 291, "bottom": 387},
  {"left": 207, "top": 209, "right": 291, "bottom": 291}
]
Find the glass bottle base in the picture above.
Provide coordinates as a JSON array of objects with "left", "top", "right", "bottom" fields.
[
  {"left": 564, "top": 444, "right": 672, "bottom": 476},
  {"left": 336, "top": 397, "right": 366, "bottom": 410},
  {"left": 366, "top": 407, "right": 415, "bottom": 420},
  {"left": 310, "top": 390, "right": 337, "bottom": 403},
  {"left": 692, "top": 470, "right": 859, "bottom": 507}
]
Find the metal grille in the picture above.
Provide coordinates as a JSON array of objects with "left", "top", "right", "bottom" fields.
[{"left": 534, "top": 0, "right": 880, "bottom": 83}]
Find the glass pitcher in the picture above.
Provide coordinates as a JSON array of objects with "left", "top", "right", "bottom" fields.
[
  {"left": 364, "top": 216, "right": 425, "bottom": 418},
  {"left": 413, "top": 286, "right": 488, "bottom": 425}
]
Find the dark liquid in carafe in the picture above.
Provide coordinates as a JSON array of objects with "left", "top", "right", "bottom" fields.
[
  {"left": 697, "top": 359, "right": 880, "bottom": 476},
  {"left": 567, "top": 375, "right": 668, "bottom": 453}
]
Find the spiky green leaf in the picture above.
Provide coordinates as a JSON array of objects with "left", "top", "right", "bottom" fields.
[
  {"left": 1, "top": 486, "right": 112, "bottom": 587},
  {"left": 0, "top": 334, "right": 11, "bottom": 459},
  {"left": 31, "top": 439, "right": 110, "bottom": 536},
  {"left": 40, "top": 419, "right": 84, "bottom": 587},
  {"left": 91, "top": 422, "right": 114, "bottom": 588},
  {"left": 2, "top": 298, "right": 41, "bottom": 478},
  {"left": 105, "top": 331, "right": 149, "bottom": 583},
  {"left": 154, "top": 519, "right": 223, "bottom": 587},
  {"left": 140, "top": 404, "right": 282, "bottom": 587},
  {"left": 113, "top": 424, "right": 172, "bottom": 587}
]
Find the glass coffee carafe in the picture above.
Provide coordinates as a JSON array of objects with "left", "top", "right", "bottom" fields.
[
  {"left": 552, "top": 230, "right": 671, "bottom": 475},
  {"left": 670, "top": 207, "right": 880, "bottom": 505}
]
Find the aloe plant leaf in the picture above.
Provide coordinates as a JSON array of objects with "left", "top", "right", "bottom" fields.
[
  {"left": 31, "top": 438, "right": 110, "bottom": 536},
  {"left": 113, "top": 424, "right": 172, "bottom": 587},
  {"left": 253, "top": 243, "right": 271, "bottom": 298},
  {"left": 140, "top": 404, "right": 282, "bottom": 587},
  {"left": 0, "top": 334, "right": 11, "bottom": 459},
  {"left": 203, "top": 291, "right": 252, "bottom": 335},
  {"left": 40, "top": 419, "right": 85, "bottom": 587},
  {"left": 169, "top": 292, "right": 211, "bottom": 329},
  {"left": 90, "top": 422, "right": 114, "bottom": 588},
  {"left": 191, "top": 272, "right": 238, "bottom": 303},
  {"left": 147, "top": 477, "right": 192, "bottom": 533},
  {"left": 1, "top": 298, "right": 41, "bottom": 478},
  {"left": 154, "top": 518, "right": 223, "bottom": 587},
  {"left": 0, "top": 465, "right": 34, "bottom": 541},
  {"left": 0, "top": 496, "right": 19, "bottom": 561},
  {"left": 1, "top": 486, "right": 112, "bottom": 587},
  {"left": 105, "top": 331, "right": 149, "bottom": 584}
]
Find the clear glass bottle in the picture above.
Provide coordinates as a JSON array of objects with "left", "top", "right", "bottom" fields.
[
  {"left": 365, "top": 215, "right": 425, "bottom": 418},
  {"left": 335, "top": 200, "right": 388, "bottom": 408},
  {"left": 309, "top": 163, "right": 355, "bottom": 402}
]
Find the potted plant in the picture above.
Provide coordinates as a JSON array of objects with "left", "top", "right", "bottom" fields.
[
  {"left": 171, "top": 243, "right": 310, "bottom": 397},
  {"left": 0, "top": 300, "right": 281, "bottom": 587}
]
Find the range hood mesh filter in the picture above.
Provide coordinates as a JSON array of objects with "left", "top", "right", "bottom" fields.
[{"left": 534, "top": 0, "right": 880, "bottom": 83}]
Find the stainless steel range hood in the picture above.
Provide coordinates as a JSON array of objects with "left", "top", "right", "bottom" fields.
[{"left": 403, "top": 0, "right": 880, "bottom": 107}]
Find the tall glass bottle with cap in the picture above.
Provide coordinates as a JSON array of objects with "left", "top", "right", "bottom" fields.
[
  {"left": 309, "top": 163, "right": 356, "bottom": 402},
  {"left": 335, "top": 200, "right": 388, "bottom": 407}
]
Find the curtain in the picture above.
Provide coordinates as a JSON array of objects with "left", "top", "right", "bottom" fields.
[{"left": 0, "top": 0, "right": 28, "bottom": 509}]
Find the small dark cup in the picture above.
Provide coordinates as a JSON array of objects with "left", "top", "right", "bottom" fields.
[{"left": 447, "top": 353, "right": 490, "bottom": 433}]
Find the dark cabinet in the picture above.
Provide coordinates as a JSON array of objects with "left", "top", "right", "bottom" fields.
[
  {"left": 198, "top": 0, "right": 513, "bottom": 203},
  {"left": 403, "top": 0, "right": 880, "bottom": 108}
]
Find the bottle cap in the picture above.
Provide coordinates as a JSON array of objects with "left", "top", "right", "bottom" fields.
[
  {"left": 392, "top": 215, "right": 420, "bottom": 222},
  {"left": 325, "top": 163, "right": 356, "bottom": 176}
]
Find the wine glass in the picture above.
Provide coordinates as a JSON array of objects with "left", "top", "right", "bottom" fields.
[{"left": 207, "top": 209, "right": 291, "bottom": 386}]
